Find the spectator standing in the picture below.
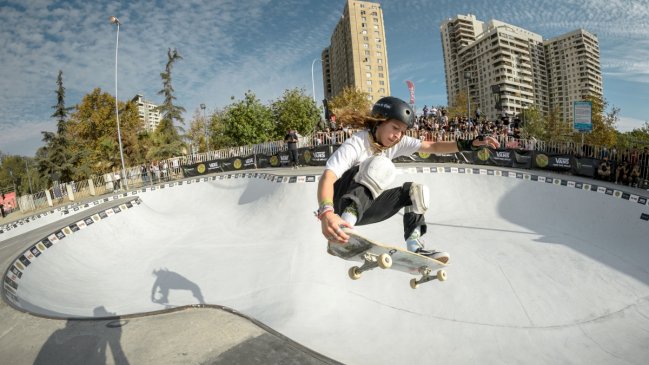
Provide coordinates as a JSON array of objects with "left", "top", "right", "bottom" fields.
[
  {"left": 113, "top": 170, "right": 121, "bottom": 191},
  {"left": 284, "top": 129, "right": 300, "bottom": 169}
]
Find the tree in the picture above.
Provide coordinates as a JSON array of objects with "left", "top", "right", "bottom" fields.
[
  {"left": 271, "top": 88, "right": 320, "bottom": 135},
  {"left": 327, "top": 86, "right": 372, "bottom": 122},
  {"left": 38, "top": 70, "right": 75, "bottom": 183},
  {"left": 186, "top": 107, "right": 210, "bottom": 153},
  {"left": 617, "top": 121, "right": 649, "bottom": 149},
  {"left": 519, "top": 106, "right": 546, "bottom": 139},
  {"left": 209, "top": 110, "right": 232, "bottom": 150},
  {"left": 149, "top": 48, "right": 186, "bottom": 160},
  {"left": 578, "top": 96, "right": 617, "bottom": 148},
  {"left": 0, "top": 155, "right": 48, "bottom": 196},
  {"left": 66, "top": 88, "right": 144, "bottom": 177},
  {"left": 222, "top": 91, "right": 275, "bottom": 146},
  {"left": 543, "top": 106, "right": 573, "bottom": 144},
  {"left": 447, "top": 88, "right": 469, "bottom": 118}
]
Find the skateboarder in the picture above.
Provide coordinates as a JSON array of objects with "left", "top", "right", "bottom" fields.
[{"left": 316, "top": 96, "right": 498, "bottom": 263}]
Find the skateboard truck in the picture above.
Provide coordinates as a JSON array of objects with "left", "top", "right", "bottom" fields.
[
  {"left": 409, "top": 267, "right": 447, "bottom": 289},
  {"left": 348, "top": 253, "right": 393, "bottom": 280}
]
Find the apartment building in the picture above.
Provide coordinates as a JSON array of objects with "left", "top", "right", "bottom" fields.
[
  {"left": 545, "top": 29, "right": 603, "bottom": 122},
  {"left": 440, "top": 14, "right": 602, "bottom": 123},
  {"left": 322, "top": 0, "right": 390, "bottom": 103},
  {"left": 131, "top": 94, "right": 162, "bottom": 133}
]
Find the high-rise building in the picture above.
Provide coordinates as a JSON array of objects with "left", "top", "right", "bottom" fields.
[
  {"left": 440, "top": 14, "right": 602, "bottom": 123},
  {"left": 132, "top": 94, "right": 162, "bottom": 132},
  {"left": 544, "top": 29, "right": 603, "bottom": 122},
  {"left": 322, "top": 0, "right": 390, "bottom": 104}
]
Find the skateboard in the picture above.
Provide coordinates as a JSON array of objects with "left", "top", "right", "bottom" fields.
[{"left": 327, "top": 228, "right": 448, "bottom": 289}]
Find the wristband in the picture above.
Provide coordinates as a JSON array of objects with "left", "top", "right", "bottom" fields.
[
  {"left": 315, "top": 205, "right": 334, "bottom": 220},
  {"left": 319, "top": 199, "right": 334, "bottom": 208}
]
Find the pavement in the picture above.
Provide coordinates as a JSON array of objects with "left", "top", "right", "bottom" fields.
[{"left": 1, "top": 164, "right": 649, "bottom": 364}]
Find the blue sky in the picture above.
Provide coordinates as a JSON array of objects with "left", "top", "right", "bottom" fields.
[{"left": 1, "top": 0, "right": 648, "bottom": 157}]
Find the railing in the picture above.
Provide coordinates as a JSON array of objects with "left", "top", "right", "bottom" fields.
[{"left": 8, "top": 129, "right": 649, "bottom": 215}]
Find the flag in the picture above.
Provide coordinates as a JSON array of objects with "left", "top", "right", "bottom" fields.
[{"left": 405, "top": 80, "right": 415, "bottom": 105}]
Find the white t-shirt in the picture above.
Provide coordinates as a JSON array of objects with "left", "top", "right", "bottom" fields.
[{"left": 325, "top": 130, "right": 421, "bottom": 178}]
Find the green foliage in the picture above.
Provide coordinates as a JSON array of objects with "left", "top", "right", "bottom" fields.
[
  {"left": 616, "top": 121, "right": 649, "bottom": 149},
  {"left": 271, "top": 88, "right": 320, "bottom": 135},
  {"left": 222, "top": 91, "right": 275, "bottom": 146},
  {"left": 1, "top": 155, "right": 48, "bottom": 195},
  {"left": 187, "top": 107, "right": 210, "bottom": 153},
  {"left": 150, "top": 48, "right": 186, "bottom": 160},
  {"left": 518, "top": 106, "right": 545, "bottom": 139},
  {"left": 38, "top": 70, "right": 75, "bottom": 183},
  {"left": 578, "top": 96, "right": 617, "bottom": 148}
]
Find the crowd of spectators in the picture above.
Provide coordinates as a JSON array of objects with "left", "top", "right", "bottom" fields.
[
  {"left": 596, "top": 146, "right": 649, "bottom": 187},
  {"left": 309, "top": 106, "right": 648, "bottom": 188}
]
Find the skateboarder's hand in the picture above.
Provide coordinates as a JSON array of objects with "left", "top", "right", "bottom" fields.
[{"left": 321, "top": 212, "right": 352, "bottom": 243}]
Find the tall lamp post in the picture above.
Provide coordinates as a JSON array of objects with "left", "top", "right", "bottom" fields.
[
  {"left": 464, "top": 70, "right": 471, "bottom": 120},
  {"left": 200, "top": 103, "right": 208, "bottom": 152},
  {"left": 311, "top": 58, "right": 323, "bottom": 104},
  {"left": 109, "top": 15, "right": 128, "bottom": 190}
]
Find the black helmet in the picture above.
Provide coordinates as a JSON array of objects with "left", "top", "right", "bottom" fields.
[{"left": 371, "top": 96, "right": 414, "bottom": 128}]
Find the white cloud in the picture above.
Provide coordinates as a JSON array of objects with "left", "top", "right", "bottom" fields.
[{"left": 617, "top": 115, "right": 647, "bottom": 132}]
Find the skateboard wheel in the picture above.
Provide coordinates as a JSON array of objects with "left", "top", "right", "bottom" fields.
[
  {"left": 410, "top": 278, "right": 419, "bottom": 289},
  {"left": 378, "top": 253, "right": 392, "bottom": 269},
  {"left": 436, "top": 270, "right": 447, "bottom": 281},
  {"left": 348, "top": 266, "right": 362, "bottom": 280}
]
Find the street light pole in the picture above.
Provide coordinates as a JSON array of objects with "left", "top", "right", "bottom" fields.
[
  {"left": 200, "top": 103, "right": 208, "bottom": 152},
  {"left": 464, "top": 70, "right": 471, "bottom": 121},
  {"left": 311, "top": 58, "right": 323, "bottom": 104},
  {"left": 109, "top": 15, "right": 128, "bottom": 190}
]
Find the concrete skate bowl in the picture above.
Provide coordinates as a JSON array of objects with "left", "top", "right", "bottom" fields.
[{"left": 3, "top": 167, "right": 649, "bottom": 364}]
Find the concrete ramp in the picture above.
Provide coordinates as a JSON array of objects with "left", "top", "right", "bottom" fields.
[{"left": 4, "top": 167, "right": 649, "bottom": 364}]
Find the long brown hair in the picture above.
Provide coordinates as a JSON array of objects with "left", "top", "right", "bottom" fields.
[{"left": 334, "top": 108, "right": 386, "bottom": 130}]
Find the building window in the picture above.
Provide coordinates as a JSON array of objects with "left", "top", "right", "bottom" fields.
[
  {"left": 367, "top": 80, "right": 372, "bottom": 85},
  {"left": 365, "top": 50, "right": 370, "bottom": 56},
  {"left": 366, "top": 72, "right": 372, "bottom": 78},
  {"left": 363, "top": 43, "right": 369, "bottom": 48},
  {"left": 378, "top": 65, "right": 383, "bottom": 71},
  {"left": 377, "top": 58, "right": 383, "bottom": 64},
  {"left": 378, "top": 73, "right": 384, "bottom": 78}
]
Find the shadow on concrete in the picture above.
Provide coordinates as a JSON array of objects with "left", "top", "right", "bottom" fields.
[
  {"left": 33, "top": 306, "right": 129, "bottom": 365},
  {"left": 151, "top": 268, "right": 205, "bottom": 305}
]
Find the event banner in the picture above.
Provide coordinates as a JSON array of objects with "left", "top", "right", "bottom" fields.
[
  {"left": 182, "top": 154, "right": 257, "bottom": 177},
  {"left": 532, "top": 152, "right": 573, "bottom": 172},
  {"left": 302, "top": 146, "right": 331, "bottom": 166},
  {"left": 471, "top": 148, "right": 517, "bottom": 167},
  {"left": 572, "top": 157, "right": 599, "bottom": 178},
  {"left": 180, "top": 144, "right": 606, "bottom": 178}
]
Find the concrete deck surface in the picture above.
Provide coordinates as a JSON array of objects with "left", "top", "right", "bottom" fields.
[{"left": 2, "top": 164, "right": 648, "bottom": 364}]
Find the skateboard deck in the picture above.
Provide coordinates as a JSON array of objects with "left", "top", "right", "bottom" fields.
[{"left": 327, "top": 228, "right": 448, "bottom": 289}]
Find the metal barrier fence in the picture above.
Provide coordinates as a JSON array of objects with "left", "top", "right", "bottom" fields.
[{"left": 10, "top": 130, "right": 649, "bottom": 214}]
